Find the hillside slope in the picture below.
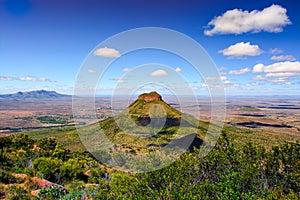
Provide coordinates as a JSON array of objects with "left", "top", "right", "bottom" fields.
[{"left": 97, "top": 91, "right": 209, "bottom": 152}]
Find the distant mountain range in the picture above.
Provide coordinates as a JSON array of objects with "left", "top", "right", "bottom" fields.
[{"left": 0, "top": 90, "right": 70, "bottom": 99}]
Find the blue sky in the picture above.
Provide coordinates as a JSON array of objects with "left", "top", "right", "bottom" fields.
[{"left": 1, "top": 0, "right": 300, "bottom": 95}]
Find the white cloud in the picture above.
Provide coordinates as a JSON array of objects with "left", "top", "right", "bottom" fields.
[
  {"left": 253, "top": 61, "right": 300, "bottom": 74},
  {"left": 110, "top": 78, "right": 125, "bottom": 83},
  {"left": 252, "top": 61, "right": 300, "bottom": 83},
  {"left": 37, "top": 77, "right": 48, "bottom": 81},
  {"left": 204, "top": 4, "right": 291, "bottom": 36},
  {"left": 252, "top": 64, "right": 264, "bottom": 73},
  {"left": 228, "top": 83, "right": 242, "bottom": 90},
  {"left": 265, "top": 72, "right": 300, "bottom": 77},
  {"left": 229, "top": 67, "right": 250, "bottom": 75},
  {"left": 219, "top": 42, "right": 262, "bottom": 58},
  {"left": 0, "top": 76, "right": 14, "bottom": 81},
  {"left": 268, "top": 77, "right": 289, "bottom": 83},
  {"left": 217, "top": 66, "right": 227, "bottom": 71},
  {"left": 19, "top": 77, "right": 35, "bottom": 81},
  {"left": 122, "top": 68, "right": 132, "bottom": 72},
  {"left": 271, "top": 55, "right": 296, "bottom": 61},
  {"left": 175, "top": 67, "right": 182, "bottom": 72},
  {"left": 220, "top": 76, "right": 227, "bottom": 81},
  {"left": 246, "top": 82, "right": 262, "bottom": 86},
  {"left": 252, "top": 75, "right": 267, "bottom": 80},
  {"left": 205, "top": 76, "right": 227, "bottom": 82},
  {"left": 88, "top": 69, "right": 96, "bottom": 74},
  {"left": 270, "top": 48, "right": 283, "bottom": 54},
  {"left": 1, "top": 76, "right": 55, "bottom": 82},
  {"left": 149, "top": 70, "right": 168, "bottom": 77},
  {"left": 93, "top": 47, "right": 121, "bottom": 58},
  {"left": 285, "top": 82, "right": 292, "bottom": 85},
  {"left": 252, "top": 74, "right": 294, "bottom": 83},
  {"left": 205, "top": 77, "right": 216, "bottom": 81},
  {"left": 42, "top": 78, "right": 55, "bottom": 82},
  {"left": 18, "top": 76, "right": 56, "bottom": 82}
]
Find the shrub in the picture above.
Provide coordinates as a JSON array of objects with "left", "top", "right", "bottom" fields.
[
  {"left": 6, "top": 185, "right": 33, "bottom": 200},
  {"left": 59, "top": 158, "right": 85, "bottom": 181},
  {"left": 0, "top": 170, "right": 23, "bottom": 184},
  {"left": 10, "top": 134, "right": 34, "bottom": 150},
  {"left": 36, "top": 138, "right": 57, "bottom": 155},
  {"left": 32, "top": 157, "right": 63, "bottom": 182},
  {"left": 37, "top": 186, "right": 67, "bottom": 200},
  {"left": 0, "top": 184, "right": 6, "bottom": 199}
]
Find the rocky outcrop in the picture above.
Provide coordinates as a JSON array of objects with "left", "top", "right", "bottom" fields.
[
  {"left": 12, "top": 173, "right": 68, "bottom": 196},
  {"left": 31, "top": 177, "right": 65, "bottom": 190},
  {"left": 137, "top": 91, "right": 162, "bottom": 102}
]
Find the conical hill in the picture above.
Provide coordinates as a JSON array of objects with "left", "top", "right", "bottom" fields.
[{"left": 99, "top": 91, "right": 208, "bottom": 151}]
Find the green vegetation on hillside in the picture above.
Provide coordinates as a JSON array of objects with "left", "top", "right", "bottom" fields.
[
  {"left": 0, "top": 132, "right": 299, "bottom": 199},
  {"left": 95, "top": 92, "right": 208, "bottom": 152},
  {"left": 128, "top": 99, "right": 182, "bottom": 117},
  {"left": 26, "top": 127, "right": 85, "bottom": 151}
]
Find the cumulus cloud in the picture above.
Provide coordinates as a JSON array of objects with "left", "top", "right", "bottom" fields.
[
  {"left": 246, "top": 82, "right": 262, "bottom": 86},
  {"left": 220, "top": 76, "right": 227, "bottom": 81},
  {"left": 252, "top": 75, "right": 267, "bottom": 80},
  {"left": 36, "top": 77, "right": 49, "bottom": 81},
  {"left": 0, "top": 76, "right": 56, "bottom": 82},
  {"left": 175, "top": 67, "right": 182, "bottom": 72},
  {"left": 204, "top": 4, "right": 291, "bottom": 36},
  {"left": 122, "top": 68, "right": 132, "bottom": 72},
  {"left": 228, "top": 67, "right": 250, "bottom": 75},
  {"left": 149, "top": 70, "right": 168, "bottom": 77},
  {"left": 88, "top": 69, "right": 96, "bottom": 74},
  {"left": 0, "top": 76, "right": 14, "bottom": 81},
  {"left": 253, "top": 61, "right": 300, "bottom": 74},
  {"left": 205, "top": 76, "right": 227, "bottom": 81},
  {"left": 94, "top": 47, "right": 121, "bottom": 58},
  {"left": 18, "top": 77, "right": 35, "bottom": 81},
  {"left": 270, "top": 48, "right": 283, "bottom": 54},
  {"left": 252, "top": 61, "right": 300, "bottom": 83},
  {"left": 20, "top": 77, "right": 56, "bottom": 82},
  {"left": 271, "top": 55, "right": 296, "bottom": 61},
  {"left": 268, "top": 77, "right": 289, "bottom": 82},
  {"left": 265, "top": 72, "right": 299, "bottom": 77},
  {"left": 217, "top": 66, "right": 227, "bottom": 71},
  {"left": 219, "top": 42, "right": 262, "bottom": 58},
  {"left": 252, "top": 75, "right": 288, "bottom": 83},
  {"left": 110, "top": 78, "right": 125, "bottom": 83},
  {"left": 252, "top": 64, "right": 264, "bottom": 73}
]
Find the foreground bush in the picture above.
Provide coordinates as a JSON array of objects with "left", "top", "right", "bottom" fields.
[{"left": 0, "top": 132, "right": 299, "bottom": 199}]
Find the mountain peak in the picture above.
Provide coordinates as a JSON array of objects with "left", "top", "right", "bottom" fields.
[
  {"left": 137, "top": 91, "right": 162, "bottom": 102},
  {"left": 128, "top": 91, "right": 181, "bottom": 118},
  {"left": 0, "top": 90, "right": 69, "bottom": 99},
  {"left": 99, "top": 91, "right": 205, "bottom": 155}
]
